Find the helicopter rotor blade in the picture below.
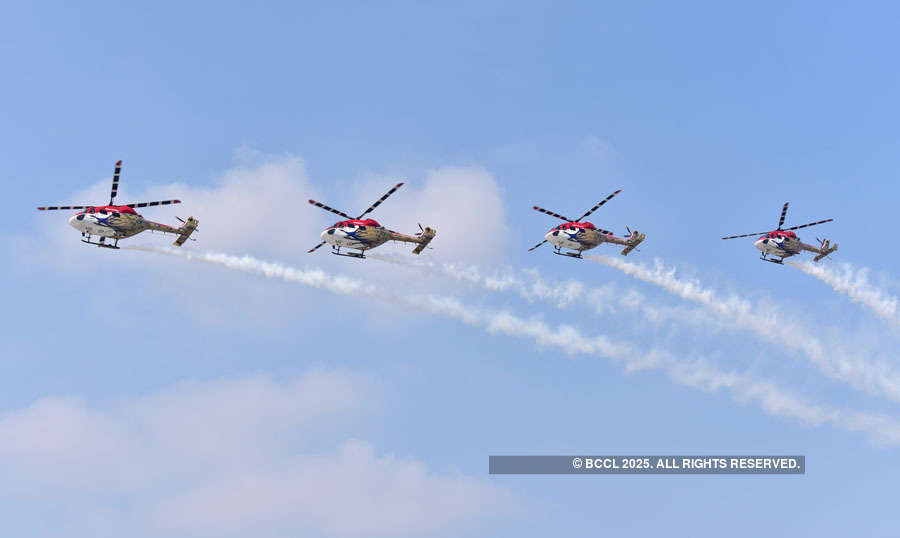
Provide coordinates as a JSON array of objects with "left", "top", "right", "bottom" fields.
[
  {"left": 109, "top": 160, "right": 122, "bottom": 205},
  {"left": 574, "top": 189, "right": 622, "bottom": 222},
  {"left": 357, "top": 182, "right": 404, "bottom": 219},
  {"left": 307, "top": 241, "right": 327, "bottom": 253},
  {"left": 37, "top": 205, "right": 90, "bottom": 211},
  {"left": 125, "top": 200, "right": 181, "bottom": 208},
  {"left": 528, "top": 239, "right": 548, "bottom": 252},
  {"left": 532, "top": 206, "right": 571, "bottom": 222},
  {"left": 308, "top": 200, "right": 351, "bottom": 219},
  {"left": 721, "top": 231, "right": 769, "bottom": 240},
  {"left": 777, "top": 202, "right": 789, "bottom": 229},
  {"left": 784, "top": 218, "right": 834, "bottom": 232}
]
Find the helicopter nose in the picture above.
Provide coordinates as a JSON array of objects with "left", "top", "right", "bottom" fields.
[{"left": 68, "top": 214, "right": 84, "bottom": 230}]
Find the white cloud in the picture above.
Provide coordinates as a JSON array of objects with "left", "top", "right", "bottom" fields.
[
  {"left": 0, "top": 369, "right": 514, "bottom": 537},
  {"left": 152, "top": 153, "right": 323, "bottom": 259},
  {"left": 146, "top": 439, "right": 511, "bottom": 537},
  {"left": 349, "top": 166, "right": 508, "bottom": 263}
]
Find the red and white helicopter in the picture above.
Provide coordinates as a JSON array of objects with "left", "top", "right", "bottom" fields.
[
  {"left": 307, "top": 182, "right": 436, "bottom": 259},
  {"left": 528, "top": 189, "right": 645, "bottom": 259},
  {"left": 37, "top": 160, "right": 198, "bottom": 249},
  {"left": 721, "top": 202, "right": 837, "bottom": 264}
]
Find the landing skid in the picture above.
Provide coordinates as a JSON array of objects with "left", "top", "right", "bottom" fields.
[
  {"left": 331, "top": 246, "right": 366, "bottom": 259},
  {"left": 553, "top": 250, "right": 583, "bottom": 259},
  {"left": 759, "top": 256, "right": 784, "bottom": 265},
  {"left": 81, "top": 235, "right": 120, "bottom": 250},
  {"left": 81, "top": 239, "right": 120, "bottom": 250}
]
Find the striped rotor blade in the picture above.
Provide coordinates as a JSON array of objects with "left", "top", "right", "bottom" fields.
[
  {"left": 308, "top": 199, "right": 351, "bottom": 219},
  {"left": 532, "top": 205, "right": 571, "bottom": 222},
  {"left": 575, "top": 190, "right": 621, "bottom": 222},
  {"left": 109, "top": 160, "right": 122, "bottom": 204},
  {"left": 357, "top": 182, "right": 404, "bottom": 218},
  {"left": 307, "top": 240, "right": 327, "bottom": 253},
  {"left": 778, "top": 202, "right": 789, "bottom": 229},
  {"left": 597, "top": 228, "right": 615, "bottom": 236},
  {"left": 784, "top": 218, "right": 833, "bottom": 232},
  {"left": 126, "top": 200, "right": 182, "bottom": 208},
  {"left": 527, "top": 239, "right": 548, "bottom": 252},
  {"left": 721, "top": 231, "right": 768, "bottom": 240},
  {"left": 37, "top": 205, "right": 90, "bottom": 211}
]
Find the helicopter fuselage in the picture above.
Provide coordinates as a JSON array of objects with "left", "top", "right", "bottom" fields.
[
  {"left": 68, "top": 205, "right": 182, "bottom": 239},
  {"left": 544, "top": 221, "right": 637, "bottom": 254},
  {"left": 320, "top": 218, "right": 429, "bottom": 253}
]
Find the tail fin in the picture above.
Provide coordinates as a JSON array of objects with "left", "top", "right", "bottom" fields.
[
  {"left": 412, "top": 225, "right": 436, "bottom": 255},
  {"left": 619, "top": 229, "right": 645, "bottom": 256},
  {"left": 812, "top": 239, "right": 837, "bottom": 262},
  {"left": 173, "top": 217, "right": 199, "bottom": 247}
]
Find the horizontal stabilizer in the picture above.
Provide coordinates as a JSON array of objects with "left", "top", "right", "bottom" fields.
[
  {"left": 813, "top": 240, "right": 838, "bottom": 262},
  {"left": 412, "top": 226, "right": 436, "bottom": 255},
  {"left": 620, "top": 230, "right": 645, "bottom": 256},
  {"left": 173, "top": 217, "right": 199, "bottom": 247}
]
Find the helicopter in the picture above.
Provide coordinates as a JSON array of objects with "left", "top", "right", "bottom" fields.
[
  {"left": 721, "top": 202, "right": 837, "bottom": 264},
  {"left": 528, "top": 190, "right": 645, "bottom": 259},
  {"left": 37, "top": 160, "right": 198, "bottom": 249},
  {"left": 307, "top": 182, "right": 435, "bottom": 259}
]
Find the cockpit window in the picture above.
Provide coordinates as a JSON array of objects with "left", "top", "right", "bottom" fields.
[{"left": 99, "top": 209, "right": 108, "bottom": 215}]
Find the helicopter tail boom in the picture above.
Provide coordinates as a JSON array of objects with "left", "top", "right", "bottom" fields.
[{"left": 806, "top": 238, "right": 838, "bottom": 262}]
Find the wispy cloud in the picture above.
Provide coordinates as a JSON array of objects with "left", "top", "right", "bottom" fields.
[{"left": 128, "top": 246, "right": 900, "bottom": 447}]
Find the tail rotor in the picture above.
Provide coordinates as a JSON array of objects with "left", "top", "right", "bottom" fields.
[{"left": 176, "top": 216, "right": 199, "bottom": 237}]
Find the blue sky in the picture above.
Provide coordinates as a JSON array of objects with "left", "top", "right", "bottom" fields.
[{"left": 3, "top": 1, "right": 900, "bottom": 536}]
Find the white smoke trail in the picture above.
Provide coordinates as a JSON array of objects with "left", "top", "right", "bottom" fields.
[
  {"left": 368, "top": 253, "right": 722, "bottom": 330},
  {"left": 587, "top": 254, "right": 900, "bottom": 405},
  {"left": 127, "top": 245, "right": 900, "bottom": 446},
  {"left": 372, "top": 252, "right": 900, "bottom": 406},
  {"left": 786, "top": 260, "right": 900, "bottom": 327},
  {"left": 367, "top": 252, "right": 599, "bottom": 310}
]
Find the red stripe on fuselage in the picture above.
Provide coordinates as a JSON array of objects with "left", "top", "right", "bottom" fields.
[
  {"left": 549, "top": 221, "right": 597, "bottom": 233},
  {"left": 75, "top": 205, "right": 139, "bottom": 215},
  {"left": 328, "top": 218, "right": 381, "bottom": 229},
  {"left": 758, "top": 230, "right": 798, "bottom": 241}
]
